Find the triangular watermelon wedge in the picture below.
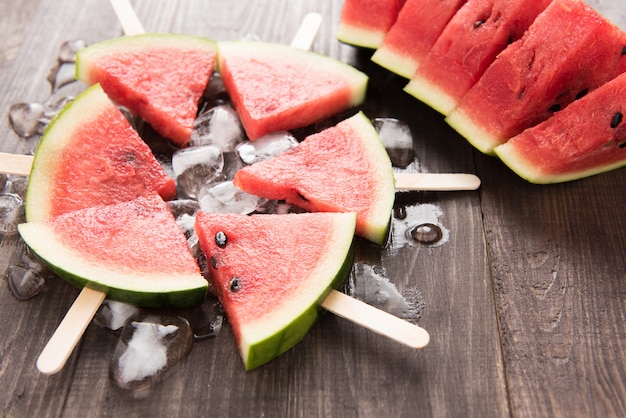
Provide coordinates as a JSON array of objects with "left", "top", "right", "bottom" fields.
[
  {"left": 75, "top": 33, "right": 217, "bottom": 147},
  {"left": 25, "top": 83, "right": 176, "bottom": 223},
  {"left": 216, "top": 40, "right": 368, "bottom": 140},
  {"left": 494, "top": 72, "right": 626, "bottom": 183},
  {"left": 233, "top": 111, "right": 395, "bottom": 245},
  {"left": 195, "top": 211, "right": 356, "bottom": 370},
  {"left": 18, "top": 194, "right": 207, "bottom": 308}
]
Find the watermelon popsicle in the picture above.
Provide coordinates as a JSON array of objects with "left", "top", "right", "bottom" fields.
[{"left": 0, "top": 2, "right": 484, "bottom": 374}]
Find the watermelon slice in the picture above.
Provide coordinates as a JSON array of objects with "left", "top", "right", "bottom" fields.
[
  {"left": 370, "top": 0, "right": 467, "bottom": 79},
  {"left": 25, "top": 83, "right": 176, "bottom": 223},
  {"left": 446, "top": 0, "right": 626, "bottom": 154},
  {"left": 18, "top": 194, "right": 207, "bottom": 308},
  {"left": 494, "top": 72, "right": 626, "bottom": 183},
  {"left": 233, "top": 112, "right": 395, "bottom": 245},
  {"left": 195, "top": 211, "right": 356, "bottom": 370},
  {"left": 404, "top": 0, "right": 552, "bottom": 116},
  {"left": 336, "top": 0, "right": 406, "bottom": 49},
  {"left": 75, "top": 33, "right": 217, "bottom": 147},
  {"left": 216, "top": 41, "right": 368, "bottom": 140}
]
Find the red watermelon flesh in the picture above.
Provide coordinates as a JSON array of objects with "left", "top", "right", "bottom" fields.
[
  {"left": 76, "top": 33, "right": 217, "bottom": 147},
  {"left": 337, "top": 0, "right": 406, "bottom": 49},
  {"left": 446, "top": 0, "right": 626, "bottom": 154},
  {"left": 195, "top": 211, "right": 356, "bottom": 370},
  {"left": 494, "top": 72, "right": 626, "bottom": 183},
  {"left": 371, "top": 0, "right": 467, "bottom": 79},
  {"left": 404, "top": 0, "right": 553, "bottom": 116},
  {"left": 25, "top": 84, "right": 176, "bottom": 223},
  {"left": 233, "top": 112, "right": 395, "bottom": 245},
  {"left": 217, "top": 41, "right": 368, "bottom": 140},
  {"left": 18, "top": 194, "right": 207, "bottom": 308}
]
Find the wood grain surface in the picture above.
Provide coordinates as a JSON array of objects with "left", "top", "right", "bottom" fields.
[{"left": 0, "top": 1, "right": 624, "bottom": 417}]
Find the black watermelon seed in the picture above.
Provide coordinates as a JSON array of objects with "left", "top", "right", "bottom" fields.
[
  {"left": 215, "top": 231, "right": 228, "bottom": 248},
  {"left": 210, "top": 257, "right": 217, "bottom": 269},
  {"left": 549, "top": 104, "right": 561, "bottom": 112},
  {"left": 621, "top": 46, "right": 626, "bottom": 56},
  {"left": 575, "top": 88, "right": 589, "bottom": 100},
  {"left": 619, "top": 141, "right": 626, "bottom": 149},
  {"left": 473, "top": 20, "right": 485, "bottom": 28},
  {"left": 610, "top": 112, "right": 623, "bottom": 128},
  {"left": 229, "top": 277, "right": 241, "bottom": 292},
  {"left": 297, "top": 192, "right": 309, "bottom": 202}
]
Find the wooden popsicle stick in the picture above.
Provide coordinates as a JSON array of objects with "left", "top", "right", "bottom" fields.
[
  {"left": 109, "top": 0, "right": 146, "bottom": 35},
  {"left": 37, "top": 287, "right": 106, "bottom": 374},
  {"left": 395, "top": 172, "right": 481, "bottom": 191},
  {"left": 290, "top": 12, "right": 323, "bottom": 51},
  {"left": 322, "top": 290, "right": 430, "bottom": 349},
  {"left": 0, "top": 152, "right": 33, "bottom": 176}
]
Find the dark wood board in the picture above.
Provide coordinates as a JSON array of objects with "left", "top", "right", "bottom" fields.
[{"left": 0, "top": 1, "right": 623, "bottom": 417}]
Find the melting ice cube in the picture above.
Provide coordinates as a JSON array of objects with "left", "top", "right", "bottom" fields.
[
  {"left": 6, "top": 265, "right": 46, "bottom": 301},
  {"left": 236, "top": 132, "right": 298, "bottom": 164},
  {"left": 0, "top": 193, "right": 25, "bottom": 236},
  {"left": 197, "top": 181, "right": 265, "bottom": 214},
  {"left": 94, "top": 300, "right": 141, "bottom": 331},
  {"left": 190, "top": 105, "right": 245, "bottom": 151},
  {"left": 9, "top": 103, "right": 46, "bottom": 138},
  {"left": 372, "top": 117, "right": 415, "bottom": 168},
  {"left": 110, "top": 315, "right": 193, "bottom": 394},
  {"left": 57, "top": 39, "right": 86, "bottom": 63},
  {"left": 172, "top": 145, "right": 224, "bottom": 199}
]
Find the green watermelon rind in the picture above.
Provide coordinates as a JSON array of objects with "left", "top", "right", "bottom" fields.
[
  {"left": 25, "top": 84, "right": 108, "bottom": 222},
  {"left": 370, "top": 46, "right": 419, "bottom": 80},
  {"left": 404, "top": 73, "right": 457, "bottom": 116},
  {"left": 235, "top": 212, "right": 357, "bottom": 370},
  {"left": 494, "top": 141, "right": 626, "bottom": 184},
  {"left": 445, "top": 109, "right": 501, "bottom": 155},
  {"left": 75, "top": 33, "right": 217, "bottom": 86},
  {"left": 17, "top": 222, "right": 208, "bottom": 308},
  {"left": 243, "top": 237, "right": 356, "bottom": 370}
]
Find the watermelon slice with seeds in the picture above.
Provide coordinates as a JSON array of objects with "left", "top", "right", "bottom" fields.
[
  {"left": 18, "top": 194, "right": 208, "bottom": 308},
  {"left": 75, "top": 33, "right": 217, "bottom": 147},
  {"left": 233, "top": 111, "right": 395, "bottom": 245},
  {"left": 404, "top": 0, "right": 553, "bottom": 116},
  {"left": 370, "top": 0, "right": 467, "bottom": 79},
  {"left": 216, "top": 41, "right": 368, "bottom": 140},
  {"left": 337, "top": 0, "right": 406, "bottom": 49},
  {"left": 494, "top": 72, "right": 626, "bottom": 183},
  {"left": 195, "top": 211, "right": 356, "bottom": 370},
  {"left": 446, "top": 0, "right": 626, "bottom": 154},
  {"left": 25, "top": 83, "right": 176, "bottom": 223}
]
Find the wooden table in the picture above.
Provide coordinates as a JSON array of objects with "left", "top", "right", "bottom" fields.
[{"left": 1, "top": 1, "right": 624, "bottom": 416}]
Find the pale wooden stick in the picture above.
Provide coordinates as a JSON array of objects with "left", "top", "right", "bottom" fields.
[
  {"left": 322, "top": 290, "right": 430, "bottom": 349},
  {"left": 0, "top": 152, "right": 33, "bottom": 176},
  {"left": 395, "top": 172, "right": 481, "bottom": 191},
  {"left": 109, "top": 0, "right": 145, "bottom": 35},
  {"left": 290, "top": 13, "right": 323, "bottom": 50},
  {"left": 37, "top": 287, "right": 106, "bottom": 374}
]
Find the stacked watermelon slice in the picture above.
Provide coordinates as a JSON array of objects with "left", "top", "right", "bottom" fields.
[{"left": 339, "top": 0, "right": 626, "bottom": 183}]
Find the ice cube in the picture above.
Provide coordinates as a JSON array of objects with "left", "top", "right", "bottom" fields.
[
  {"left": 172, "top": 145, "right": 224, "bottom": 199},
  {"left": 236, "top": 132, "right": 298, "bottom": 164},
  {"left": 94, "top": 300, "right": 141, "bottom": 331},
  {"left": 58, "top": 39, "right": 86, "bottom": 63},
  {"left": 372, "top": 117, "right": 415, "bottom": 168},
  {"left": 197, "top": 181, "right": 265, "bottom": 214},
  {"left": 190, "top": 105, "right": 245, "bottom": 151},
  {"left": 110, "top": 315, "right": 193, "bottom": 394},
  {"left": 47, "top": 62, "right": 77, "bottom": 92},
  {"left": 9, "top": 102, "right": 46, "bottom": 138},
  {"left": 6, "top": 265, "right": 46, "bottom": 301},
  {"left": 176, "top": 296, "right": 224, "bottom": 340},
  {"left": 0, "top": 193, "right": 25, "bottom": 236},
  {"left": 167, "top": 199, "right": 200, "bottom": 219}
]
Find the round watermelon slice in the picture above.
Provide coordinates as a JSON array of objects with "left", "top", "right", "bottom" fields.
[
  {"left": 18, "top": 194, "right": 207, "bottom": 308},
  {"left": 233, "top": 111, "right": 395, "bottom": 245},
  {"left": 25, "top": 84, "right": 176, "bottom": 223},
  {"left": 195, "top": 211, "right": 356, "bottom": 370},
  {"left": 216, "top": 40, "right": 368, "bottom": 140},
  {"left": 75, "top": 33, "right": 217, "bottom": 147}
]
